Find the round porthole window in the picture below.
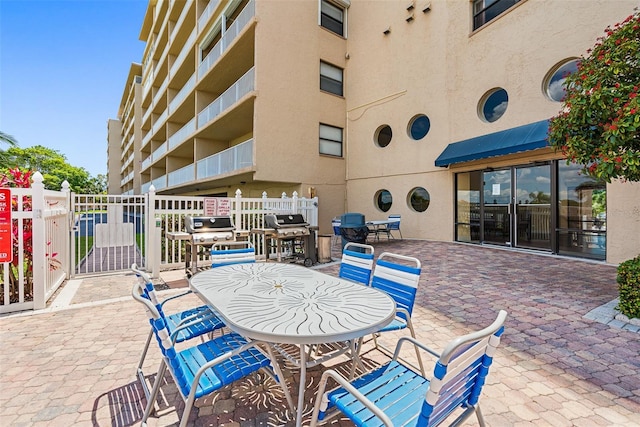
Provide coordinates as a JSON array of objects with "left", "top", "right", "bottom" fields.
[
  {"left": 375, "top": 125, "right": 393, "bottom": 147},
  {"left": 407, "top": 114, "right": 431, "bottom": 140},
  {"left": 375, "top": 189, "right": 392, "bottom": 212},
  {"left": 478, "top": 88, "right": 508, "bottom": 123},
  {"left": 408, "top": 187, "right": 430, "bottom": 212},
  {"left": 544, "top": 58, "right": 579, "bottom": 102}
]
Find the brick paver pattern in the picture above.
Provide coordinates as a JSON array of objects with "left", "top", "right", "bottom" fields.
[{"left": 1, "top": 240, "right": 639, "bottom": 426}]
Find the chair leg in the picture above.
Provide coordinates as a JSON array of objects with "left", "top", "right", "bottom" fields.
[
  {"left": 179, "top": 387, "right": 199, "bottom": 427},
  {"left": 137, "top": 330, "right": 154, "bottom": 390},
  {"left": 406, "top": 319, "right": 426, "bottom": 377},
  {"left": 141, "top": 359, "right": 167, "bottom": 425},
  {"left": 475, "top": 404, "right": 487, "bottom": 427}
]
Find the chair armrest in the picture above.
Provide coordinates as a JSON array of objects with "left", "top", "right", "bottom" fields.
[
  {"left": 159, "top": 290, "right": 194, "bottom": 308},
  {"left": 313, "top": 369, "right": 394, "bottom": 427},
  {"left": 392, "top": 336, "right": 440, "bottom": 360}
]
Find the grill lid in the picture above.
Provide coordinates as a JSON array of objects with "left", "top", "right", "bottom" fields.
[
  {"left": 264, "top": 214, "right": 309, "bottom": 229},
  {"left": 185, "top": 215, "right": 235, "bottom": 233}
]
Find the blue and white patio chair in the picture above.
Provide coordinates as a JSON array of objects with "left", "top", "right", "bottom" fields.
[
  {"left": 130, "top": 264, "right": 225, "bottom": 399},
  {"left": 369, "top": 252, "right": 425, "bottom": 375},
  {"left": 386, "top": 214, "right": 403, "bottom": 240},
  {"left": 332, "top": 217, "right": 342, "bottom": 249},
  {"left": 339, "top": 242, "right": 375, "bottom": 286},
  {"left": 210, "top": 240, "right": 256, "bottom": 268},
  {"left": 308, "top": 242, "right": 376, "bottom": 368},
  {"left": 310, "top": 310, "right": 508, "bottom": 427},
  {"left": 132, "top": 280, "right": 294, "bottom": 427}
]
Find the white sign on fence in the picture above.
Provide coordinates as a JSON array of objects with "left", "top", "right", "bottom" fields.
[{"left": 204, "top": 198, "right": 230, "bottom": 216}]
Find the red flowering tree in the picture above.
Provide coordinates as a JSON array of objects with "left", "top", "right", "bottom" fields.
[
  {"left": 0, "top": 168, "right": 34, "bottom": 302},
  {"left": 548, "top": 10, "right": 640, "bottom": 182}
]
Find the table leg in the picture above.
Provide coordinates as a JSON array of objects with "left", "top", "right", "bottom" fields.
[{"left": 296, "top": 345, "right": 306, "bottom": 427}]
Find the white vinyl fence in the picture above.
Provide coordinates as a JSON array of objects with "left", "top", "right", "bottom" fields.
[
  {"left": 1, "top": 176, "right": 318, "bottom": 313},
  {"left": 147, "top": 187, "right": 318, "bottom": 275},
  {"left": 1, "top": 173, "right": 70, "bottom": 313}
]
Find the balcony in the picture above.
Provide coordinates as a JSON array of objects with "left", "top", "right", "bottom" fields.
[
  {"left": 151, "top": 142, "right": 168, "bottom": 162},
  {"left": 196, "top": 138, "right": 253, "bottom": 180},
  {"left": 198, "top": 0, "right": 222, "bottom": 30},
  {"left": 197, "top": 67, "right": 254, "bottom": 129},
  {"left": 169, "top": 29, "right": 196, "bottom": 78},
  {"left": 152, "top": 77, "right": 169, "bottom": 108},
  {"left": 152, "top": 174, "right": 167, "bottom": 191},
  {"left": 168, "top": 164, "right": 195, "bottom": 187},
  {"left": 152, "top": 109, "right": 168, "bottom": 135},
  {"left": 169, "top": 74, "right": 195, "bottom": 114},
  {"left": 168, "top": 117, "right": 196, "bottom": 150},
  {"left": 197, "top": 0, "right": 254, "bottom": 79},
  {"left": 141, "top": 156, "right": 152, "bottom": 170}
]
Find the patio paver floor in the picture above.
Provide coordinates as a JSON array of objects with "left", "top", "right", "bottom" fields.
[{"left": 1, "top": 240, "right": 639, "bottom": 426}]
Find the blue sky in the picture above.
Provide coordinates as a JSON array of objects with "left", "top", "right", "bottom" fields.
[{"left": 0, "top": 0, "right": 148, "bottom": 177}]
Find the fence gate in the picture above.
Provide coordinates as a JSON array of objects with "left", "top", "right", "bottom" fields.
[{"left": 71, "top": 194, "right": 146, "bottom": 276}]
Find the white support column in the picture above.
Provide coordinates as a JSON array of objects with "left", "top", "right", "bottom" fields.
[{"left": 31, "top": 172, "right": 46, "bottom": 310}]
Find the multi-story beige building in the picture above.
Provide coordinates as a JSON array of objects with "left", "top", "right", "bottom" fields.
[{"left": 108, "top": 0, "right": 640, "bottom": 264}]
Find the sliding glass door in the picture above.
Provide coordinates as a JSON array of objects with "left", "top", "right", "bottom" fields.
[
  {"left": 514, "top": 164, "right": 551, "bottom": 250},
  {"left": 482, "top": 169, "right": 512, "bottom": 246},
  {"left": 455, "top": 161, "right": 605, "bottom": 260}
]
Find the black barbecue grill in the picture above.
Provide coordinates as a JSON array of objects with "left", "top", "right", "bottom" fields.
[
  {"left": 183, "top": 215, "right": 235, "bottom": 276},
  {"left": 263, "top": 214, "right": 317, "bottom": 266}
]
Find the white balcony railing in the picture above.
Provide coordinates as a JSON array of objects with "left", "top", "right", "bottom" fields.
[
  {"left": 169, "top": 1, "right": 190, "bottom": 45},
  {"left": 152, "top": 77, "right": 169, "bottom": 108},
  {"left": 168, "top": 164, "right": 195, "bottom": 187},
  {"left": 198, "top": 0, "right": 221, "bottom": 30},
  {"left": 197, "top": 67, "right": 254, "bottom": 129},
  {"left": 169, "top": 29, "right": 196, "bottom": 78},
  {"left": 198, "top": 0, "right": 254, "bottom": 79},
  {"left": 141, "top": 156, "right": 152, "bottom": 170},
  {"left": 152, "top": 175, "right": 167, "bottom": 190},
  {"left": 196, "top": 138, "right": 253, "bottom": 180},
  {"left": 151, "top": 141, "right": 167, "bottom": 161},
  {"left": 141, "top": 181, "right": 151, "bottom": 193},
  {"left": 169, "top": 74, "right": 195, "bottom": 114},
  {"left": 142, "top": 131, "right": 152, "bottom": 147},
  {"left": 152, "top": 109, "right": 168, "bottom": 135},
  {"left": 168, "top": 117, "right": 196, "bottom": 150}
]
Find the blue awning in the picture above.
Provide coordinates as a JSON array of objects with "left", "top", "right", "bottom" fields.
[{"left": 435, "top": 119, "right": 551, "bottom": 167}]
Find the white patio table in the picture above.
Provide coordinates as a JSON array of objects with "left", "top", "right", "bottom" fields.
[
  {"left": 189, "top": 262, "right": 396, "bottom": 427},
  {"left": 366, "top": 219, "right": 396, "bottom": 241}
]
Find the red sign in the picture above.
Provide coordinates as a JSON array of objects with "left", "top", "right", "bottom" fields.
[{"left": 0, "top": 188, "right": 12, "bottom": 263}]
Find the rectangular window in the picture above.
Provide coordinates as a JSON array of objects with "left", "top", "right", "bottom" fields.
[
  {"left": 320, "top": 61, "right": 343, "bottom": 96},
  {"left": 319, "top": 123, "right": 343, "bottom": 157},
  {"left": 320, "top": 0, "right": 345, "bottom": 36},
  {"left": 472, "top": 0, "right": 520, "bottom": 31}
]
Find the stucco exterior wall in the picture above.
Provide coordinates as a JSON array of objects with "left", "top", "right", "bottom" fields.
[
  {"left": 341, "top": 0, "right": 639, "bottom": 262},
  {"left": 606, "top": 181, "right": 640, "bottom": 264},
  {"left": 253, "top": 0, "right": 347, "bottom": 233}
]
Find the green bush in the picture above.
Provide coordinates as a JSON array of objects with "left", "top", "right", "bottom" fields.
[{"left": 617, "top": 255, "right": 640, "bottom": 319}]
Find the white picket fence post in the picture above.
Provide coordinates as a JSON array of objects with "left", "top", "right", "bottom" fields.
[
  {"left": 146, "top": 185, "right": 158, "bottom": 278},
  {"left": 234, "top": 188, "right": 243, "bottom": 229},
  {"left": 31, "top": 172, "right": 46, "bottom": 310}
]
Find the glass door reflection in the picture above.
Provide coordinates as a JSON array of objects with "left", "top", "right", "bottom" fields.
[
  {"left": 483, "top": 169, "right": 511, "bottom": 246},
  {"left": 514, "top": 164, "right": 551, "bottom": 250}
]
